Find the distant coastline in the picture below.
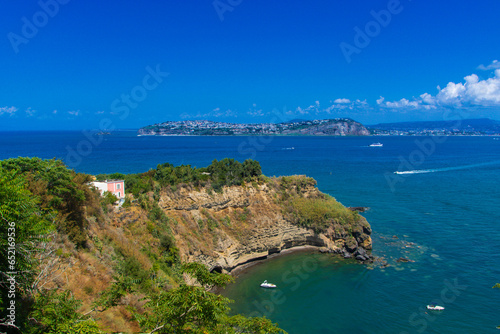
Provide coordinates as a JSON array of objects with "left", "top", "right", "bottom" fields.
[
  {"left": 137, "top": 118, "right": 500, "bottom": 137},
  {"left": 137, "top": 118, "right": 370, "bottom": 136}
]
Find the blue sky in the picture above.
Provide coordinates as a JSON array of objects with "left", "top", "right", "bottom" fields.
[{"left": 1, "top": 0, "right": 500, "bottom": 130}]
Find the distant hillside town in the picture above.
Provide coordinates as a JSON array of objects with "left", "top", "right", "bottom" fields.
[
  {"left": 369, "top": 118, "right": 500, "bottom": 136},
  {"left": 137, "top": 118, "right": 500, "bottom": 136},
  {"left": 138, "top": 118, "right": 370, "bottom": 136}
]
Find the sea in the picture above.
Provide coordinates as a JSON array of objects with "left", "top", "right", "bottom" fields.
[{"left": 1, "top": 131, "right": 499, "bottom": 333}]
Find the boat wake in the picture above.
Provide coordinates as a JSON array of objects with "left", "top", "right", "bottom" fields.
[
  {"left": 395, "top": 169, "right": 433, "bottom": 175},
  {"left": 394, "top": 160, "right": 500, "bottom": 175}
]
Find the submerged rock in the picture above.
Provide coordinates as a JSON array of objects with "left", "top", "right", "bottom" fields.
[{"left": 348, "top": 206, "right": 369, "bottom": 212}]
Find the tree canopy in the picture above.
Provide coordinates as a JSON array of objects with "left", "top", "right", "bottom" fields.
[
  {"left": 97, "top": 158, "right": 262, "bottom": 196},
  {"left": 0, "top": 157, "right": 101, "bottom": 247}
]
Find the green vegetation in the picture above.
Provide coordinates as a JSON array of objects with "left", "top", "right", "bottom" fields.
[
  {"left": 27, "top": 290, "right": 103, "bottom": 334},
  {"left": 0, "top": 167, "right": 54, "bottom": 332},
  {"left": 0, "top": 157, "right": 284, "bottom": 333},
  {"left": 101, "top": 191, "right": 118, "bottom": 206},
  {"left": 0, "top": 158, "right": 107, "bottom": 332},
  {"left": 279, "top": 175, "right": 317, "bottom": 189},
  {"left": 137, "top": 263, "right": 286, "bottom": 334},
  {"left": 277, "top": 176, "right": 361, "bottom": 233},
  {"left": 0, "top": 157, "right": 102, "bottom": 247},
  {"left": 96, "top": 158, "right": 262, "bottom": 196},
  {"left": 287, "top": 196, "right": 359, "bottom": 232}
]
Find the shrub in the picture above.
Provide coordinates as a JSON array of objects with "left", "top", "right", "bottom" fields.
[
  {"left": 0, "top": 157, "right": 102, "bottom": 247},
  {"left": 288, "top": 195, "right": 357, "bottom": 232},
  {"left": 207, "top": 218, "right": 219, "bottom": 231},
  {"left": 102, "top": 191, "right": 118, "bottom": 206}
]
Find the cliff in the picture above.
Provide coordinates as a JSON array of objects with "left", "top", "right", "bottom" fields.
[
  {"left": 280, "top": 119, "right": 370, "bottom": 136},
  {"left": 151, "top": 176, "right": 373, "bottom": 272}
]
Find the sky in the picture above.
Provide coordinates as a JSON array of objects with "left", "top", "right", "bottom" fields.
[{"left": 1, "top": 0, "right": 500, "bottom": 130}]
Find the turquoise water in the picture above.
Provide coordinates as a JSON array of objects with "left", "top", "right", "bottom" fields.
[{"left": 1, "top": 132, "right": 499, "bottom": 333}]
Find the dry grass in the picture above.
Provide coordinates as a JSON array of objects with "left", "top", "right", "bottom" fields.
[
  {"left": 98, "top": 306, "right": 141, "bottom": 333},
  {"left": 39, "top": 175, "right": 332, "bottom": 332}
]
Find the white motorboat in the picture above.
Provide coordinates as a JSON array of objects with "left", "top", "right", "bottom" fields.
[
  {"left": 369, "top": 143, "right": 383, "bottom": 147},
  {"left": 260, "top": 280, "right": 277, "bottom": 288},
  {"left": 426, "top": 305, "right": 445, "bottom": 311}
]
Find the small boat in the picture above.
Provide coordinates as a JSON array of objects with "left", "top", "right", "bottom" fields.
[
  {"left": 369, "top": 143, "right": 383, "bottom": 147},
  {"left": 426, "top": 305, "right": 445, "bottom": 311},
  {"left": 260, "top": 280, "right": 277, "bottom": 288}
]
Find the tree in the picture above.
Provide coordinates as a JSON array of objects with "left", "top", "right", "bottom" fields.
[
  {"left": 0, "top": 169, "right": 53, "bottom": 332},
  {"left": 27, "top": 290, "right": 102, "bottom": 334},
  {"left": 102, "top": 191, "right": 119, "bottom": 206},
  {"left": 0, "top": 157, "right": 101, "bottom": 247},
  {"left": 0, "top": 160, "right": 104, "bottom": 333},
  {"left": 138, "top": 263, "right": 286, "bottom": 334}
]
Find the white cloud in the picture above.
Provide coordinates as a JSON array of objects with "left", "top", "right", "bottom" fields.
[
  {"left": 0, "top": 106, "right": 18, "bottom": 116},
  {"left": 379, "top": 69, "right": 500, "bottom": 111},
  {"left": 68, "top": 110, "right": 80, "bottom": 116},
  {"left": 419, "top": 93, "right": 436, "bottom": 105},
  {"left": 25, "top": 107, "right": 36, "bottom": 116},
  {"left": 376, "top": 95, "right": 437, "bottom": 110},
  {"left": 478, "top": 60, "right": 500, "bottom": 71},
  {"left": 383, "top": 98, "right": 420, "bottom": 109},
  {"left": 334, "top": 98, "right": 351, "bottom": 104},
  {"left": 436, "top": 81, "right": 466, "bottom": 106},
  {"left": 435, "top": 69, "right": 500, "bottom": 106},
  {"left": 295, "top": 106, "right": 309, "bottom": 115},
  {"left": 247, "top": 103, "right": 264, "bottom": 117},
  {"left": 181, "top": 108, "right": 238, "bottom": 119},
  {"left": 247, "top": 109, "right": 264, "bottom": 117},
  {"left": 222, "top": 109, "right": 237, "bottom": 117},
  {"left": 53, "top": 110, "right": 58, "bottom": 114}
]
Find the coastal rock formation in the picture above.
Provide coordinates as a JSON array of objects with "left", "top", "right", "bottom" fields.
[
  {"left": 138, "top": 118, "right": 370, "bottom": 136},
  {"left": 158, "top": 179, "right": 373, "bottom": 272}
]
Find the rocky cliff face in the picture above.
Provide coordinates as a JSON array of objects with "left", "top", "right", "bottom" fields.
[
  {"left": 283, "top": 119, "right": 370, "bottom": 136},
  {"left": 158, "top": 179, "right": 373, "bottom": 273}
]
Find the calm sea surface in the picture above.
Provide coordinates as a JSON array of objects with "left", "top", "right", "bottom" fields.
[{"left": 1, "top": 131, "right": 499, "bottom": 333}]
